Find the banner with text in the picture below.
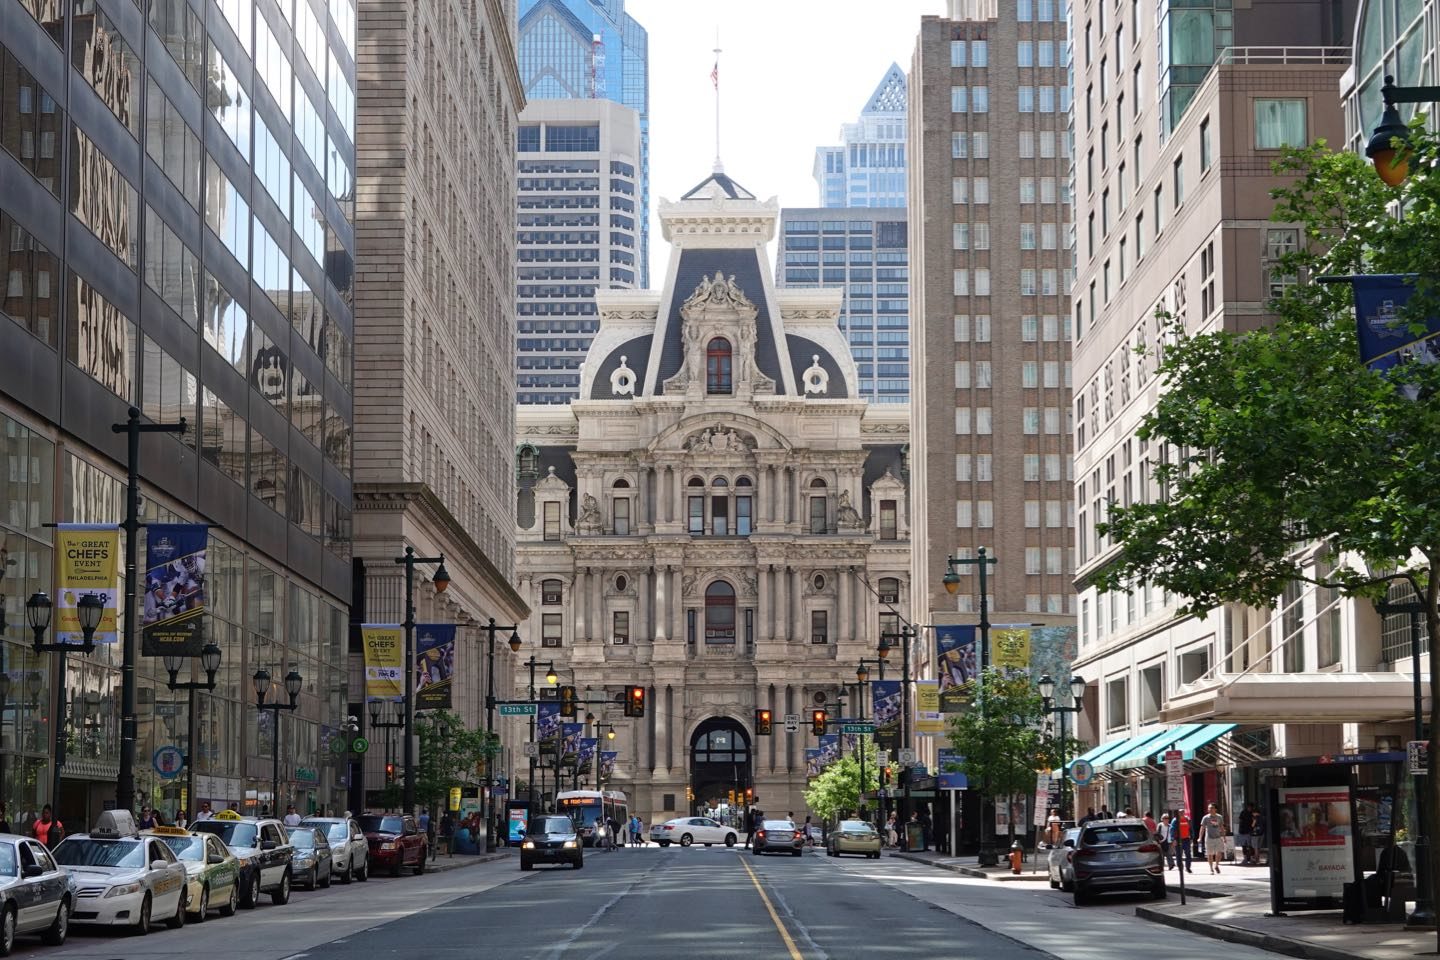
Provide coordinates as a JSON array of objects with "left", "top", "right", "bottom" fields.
[
  {"left": 818, "top": 733, "right": 840, "bottom": 770},
  {"left": 55, "top": 524, "right": 120, "bottom": 646},
  {"left": 1276, "top": 785, "right": 1355, "bottom": 903},
  {"left": 141, "top": 524, "right": 208, "bottom": 656},
  {"left": 935, "top": 625, "right": 977, "bottom": 712},
  {"left": 361, "top": 624, "right": 404, "bottom": 700},
  {"left": 871, "top": 680, "right": 902, "bottom": 751},
  {"left": 937, "top": 749, "right": 968, "bottom": 790},
  {"left": 578, "top": 737, "right": 598, "bottom": 770},
  {"left": 914, "top": 680, "right": 944, "bottom": 735},
  {"left": 600, "top": 751, "right": 617, "bottom": 780},
  {"left": 561, "top": 723, "right": 585, "bottom": 757},
  {"left": 805, "top": 748, "right": 822, "bottom": 779},
  {"left": 537, "top": 702, "right": 562, "bottom": 742},
  {"left": 992, "top": 625, "right": 1032, "bottom": 669},
  {"left": 413, "top": 623, "right": 455, "bottom": 711}
]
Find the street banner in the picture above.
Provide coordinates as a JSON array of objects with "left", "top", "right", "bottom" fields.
[
  {"left": 1275, "top": 785, "right": 1355, "bottom": 902},
  {"left": 578, "top": 737, "right": 598, "bottom": 769},
  {"left": 561, "top": 722, "right": 584, "bottom": 757},
  {"left": 805, "top": 748, "right": 822, "bottom": 779},
  {"left": 54, "top": 524, "right": 120, "bottom": 646},
  {"left": 935, "top": 625, "right": 978, "bottom": 712},
  {"left": 818, "top": 733, "right": 840, "bottom": 770},
  {"left": 937, "top": 749, "right": 968, "bottom": 789},
  {"left": 1351, "top": 274, "right": 1440, "bottom": 371},
  {"left": 141, "top": 524, "right": 208, "bottom": 656},
  {"left": 361, "top": 624, "right": 404, "bottom": 700},
  {"left": 599, "top": 751, "right": 617, "bottom": 780},
  {"left": 535, "top": 702, "right": 561, "bottom": 742},
  {"left": 992, "top": 625, "right": 1031, "bottom": 669},
  {"left": 1033, "top": 771, "right": 1053, "bottom": 826},
  {"left": 914, "top": 680, "right": 944, "bottom": 735},
  {"left": 413, "top": 623, "right": 455, "bottom": 711},
  {"left": 871, "top": 680, "right": 902, "bottom": 750}
]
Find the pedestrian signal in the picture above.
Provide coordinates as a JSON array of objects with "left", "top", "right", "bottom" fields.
[
  {"left": 812, "top": 710, "right": 827, "bottom": 736},
  {"left": 755, "top": 709, "right": 773, "bottom": 736},
  {"left": 559, "top": 685, "right": 578, "bottom": 718}
]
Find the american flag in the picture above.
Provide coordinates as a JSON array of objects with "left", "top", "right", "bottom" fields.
[{"left": 711, "top": 59, "right": 719, "bottom": 89}]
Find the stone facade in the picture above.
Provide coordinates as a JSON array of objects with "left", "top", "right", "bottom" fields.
[{"left": 516, "top": 170, "right": 911, "bottom": 823}]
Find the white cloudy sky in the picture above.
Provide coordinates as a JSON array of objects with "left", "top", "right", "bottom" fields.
[{"left": 624, "top": 0, "right": 942, "bottom": 282}]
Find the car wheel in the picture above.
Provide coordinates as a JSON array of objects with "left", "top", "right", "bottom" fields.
[
  {"left": 1152, "top": 882, "right": 1168, "bottom": 900},
  {"left": 131, "top": 894, "right": 152, "bottom": 936},
  {"left": 41, "top": 897, "right": 68, "bottom": 946},
  {"left": 1061, "top": 874, "right": 1074, "bottom": 893},
  {"left": 194, "top": 885, "right": 209, "bottom": 922},
  {"left": 871, "top": 852, "right": 881, "bottom": 860},
  {"left": 356, "top": 859, "right": 368, "bottom": 882},
  {"left": 271, "top": 870, "right": 291, "bottom": 906},
  {"left": 219, "top": 881, "right": 238, "bottom": 917},
  {"left": 1050, "top": 876, "right": 1059, "bottom": 889},
  {"left": 658, "top": 841, "right": 670, "bottom": 847},
  {"left": 341, "top": 861, "right": 353, "bottom": 884},
  {"left": 725, "top": 834, "right": 737, "bottom": 847},
  {"left": 0, "top": 904, "right": 16, "bottom": 956},
  {"left": 166, "top": 888, "right": 187, "bottom": 929},
  {"left": 304, "top": 866, "right": 316, "bottom": 890},
  {"left": 680, "top": 834, "right": 693, "bottom": 847},
  {"left": 752, "top": 846, "right": 761, "bottom": 856},
  {"left": 520, "top": 860, "right": 533, "bottom": 871},
  {"left": 320, "top": 864, "right": 333, "bottom": 888},
  {"left": 1073, "top": 886, "right": 1089, "bottom": 906},
  {"left": 573, "top": 858, "right": 583, "bottom": 870},
  {"left": 241, "top": 872, "right": 261, "bottom": 909},
  {"left": 792, "top": 849, "right": 802, "bottom": 857}
]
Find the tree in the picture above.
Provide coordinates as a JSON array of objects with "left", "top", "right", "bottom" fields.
[
  {"left": 416, "top": 711, "right": 495, "bottom": 813},
  {"left": 946, "top": 670, "right": 1076, "bottom": 848},
  {"left": 1091, "top": 132, "right": 1440, "bottom": 946},
  {"left": 803, "top": 740, "right": 879, "bottom": 823}
]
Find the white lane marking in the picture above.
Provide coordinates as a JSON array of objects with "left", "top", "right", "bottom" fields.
[{"left": 542, "top": 856, "right": 672, "bottom": 960}]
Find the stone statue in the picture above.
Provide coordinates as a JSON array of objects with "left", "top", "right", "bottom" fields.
[
  {"left": 681, "top": 320, "right": 702, "bottom": 387},
  {"left": 577, "top": 493, "right": 603, "bottom": 534},
  {"left": 837, "top": 489, "right": 863, "bottom": 529}
]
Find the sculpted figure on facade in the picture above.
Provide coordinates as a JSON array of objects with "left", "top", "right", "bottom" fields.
[
  {"left": 577, "top": 493, "right": 604, "bottom": 535},
  {"left": 837, "top": 489, "right": 864, "bottom": 530}
]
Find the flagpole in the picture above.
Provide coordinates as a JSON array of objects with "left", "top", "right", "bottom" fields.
[{"left": 713, "top": 28, "right": 721, "bottom": 170}]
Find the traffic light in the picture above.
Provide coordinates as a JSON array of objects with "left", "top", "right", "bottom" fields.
[
  {"left": 745, "top": 787, "right": 754, "bottom": 801},
  {"left": 559, "top": 685, "right": 577, "bottom": 718},
  {"left": 727, "top": 789, "right": 736, "bottom": 805},
  {"left": 755, "top": 709, "right": 773, "bottom": 736},
  {"left": 882, "top": 765, "right": 893, "bottom": 785},
  {"left": 812, "top": 709, "right": 827, "bottom": 736},
  {"left": 624, "top": 685, "right": 645, "bottom": 718},
  {"left": 385, "top": 762, "right": 396, "bottom": 784}
]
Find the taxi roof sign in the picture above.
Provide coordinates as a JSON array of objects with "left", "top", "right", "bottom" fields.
[
  {"left": 212, "top": 809, "right": 243, "bottom": 821},
  {"left": 144, "top": 826, "right": 191, "bottom": 836},
  {"left": 91, "top": 809, "right": 139, "bottom": 839}
]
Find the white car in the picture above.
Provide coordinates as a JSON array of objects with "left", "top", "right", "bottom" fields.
[
  {"left": 648, "top": 817, "right": 739, "bottom": 848},
  {"left": 299, "top": 817, "right": 369, "bottom": 883},
  {"left": 52, "top": 811, "right": 188, "bottom": 934}
]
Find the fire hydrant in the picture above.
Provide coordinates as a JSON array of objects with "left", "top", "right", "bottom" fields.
[{"left": 1008, "top": 840, "right": 1024, "bottom": 874}]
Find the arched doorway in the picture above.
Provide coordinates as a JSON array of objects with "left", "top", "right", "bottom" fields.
[{"left": 689, "top": 717, "right": 751, "bottom": 817}]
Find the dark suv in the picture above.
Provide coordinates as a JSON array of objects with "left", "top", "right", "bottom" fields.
[
  {"left": 520, "top": 816, "right": 583, "bottom": 871},
  {"left": 1069, "top": 818, "right": 1165, "bottom": 904},
  {"left": 357, "top": 815, "right": 428, "bottom": 877}
]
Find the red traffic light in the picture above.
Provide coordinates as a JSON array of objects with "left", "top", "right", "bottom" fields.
[{"left": 624, "top": 685, "right": 646, "bottom": 718}]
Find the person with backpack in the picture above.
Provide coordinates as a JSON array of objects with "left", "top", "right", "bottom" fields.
[{"left": 32, "top": 805, "right": 63, "bottom": 848}]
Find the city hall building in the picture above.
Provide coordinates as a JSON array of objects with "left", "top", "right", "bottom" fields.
[{"left": 515, "top": 168, "right": 911, "bottom": 823}]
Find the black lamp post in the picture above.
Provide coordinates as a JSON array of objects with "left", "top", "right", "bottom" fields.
[
  {"left": 253, "top": 667, "right": 301, "bottom": 816},
  {"left": 1038, "top": 673, "right": 1086, "bottom": 822},
  {"left": 1365, "top": 75, "right": 1440, "bottom": 186},
  {"left": 522, "top": 656, "right": 557, "bottom": 812},
  {"left": 481, "top": 618, "right": 521, "bottom": 851},
  {"left": 28, "top": 591, "right": 103, "bottom": 814},
  {"left": 394, "top": 546, "right": 450, "bottom": 814},
  {"left": 164, "top": 642, "right": 222, "bottom": 820},
  {"left": 876, "top": 624, "right": 914, "bottom": 842},
  {"left": 856, "top": 657, "right": 890, "bottom": 821},
  {"left": 943, "top": 547, "right": 1000, "bottom": 865}
]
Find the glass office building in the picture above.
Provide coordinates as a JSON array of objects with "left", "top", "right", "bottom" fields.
[
  {"left": 0, "top": 0, "right": 355, "bottom": 826},
  {"left": 813, "top": 63, "right": 908, "bottom": 208}
]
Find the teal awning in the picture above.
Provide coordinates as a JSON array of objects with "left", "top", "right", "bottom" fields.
[
  {"left": 1091, "top": 726, "right": 1183, "bottom": 771},
  {"left": 1111, "top": 724, "right": 1205, "bottom": 770},
  {"left": 1148, "top": 723, "right": 1237, "bottom": 764},
  {"left": 1067, "top": 734, "right": 1132, "bottom": 770}
]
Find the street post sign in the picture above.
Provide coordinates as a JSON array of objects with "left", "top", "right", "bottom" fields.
[
  {"left": 1410, "top": 739, "right": 1429, "bottom": 775},
  {"left": 783, "top": 714, "right": 800, "bottom": 733},
  {"left": 499, "top": 703, "right": 537, "bottom": 717},
  {"left": 1070, "top": 758, "right": 1094, "bottom": 786},
  {"left": 899, "top": 748, "right": 916, "bottom": 765},
  {"left": 523, "top": 742, "right": 540, "bottom": 758},
  {"left": 841, "top": 723, "right": 876, "bottom": 734},
  {"left": 1164, "top": 750, "right": 1185, "bottom": 807},
  {"left": 877, "top": 750, "right": 890, "bottom": 766},
  {"left": 350, "top": 737, "right": 370, "bottom": 755}
]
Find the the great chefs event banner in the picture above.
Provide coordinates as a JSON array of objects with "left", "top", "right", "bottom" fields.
[
  {"left": 141, "top": 524, "right": 208, "bottom": 656},
  {"left": 55, "top": 524, "right": 119, "bottom": 645},
  {"left": 362, "top": 624, "right": 404, "bottom": 700}
]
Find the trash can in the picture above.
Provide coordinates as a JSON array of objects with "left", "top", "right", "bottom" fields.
[{"left": 906, "top": 822, "right": 926, "bottom": 852}]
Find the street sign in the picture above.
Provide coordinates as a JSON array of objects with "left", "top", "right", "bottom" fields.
[
  {"left": 783, "top": 717, "right": 800, "bottom": 733},
  {"left": 877, "top": 750, "right": 890, "bottom": 766},
  {"left": 499, "top": 703, "right": 537, "bottom": 716},
  {"left": 841, "top": 723, "right": 876, "bottom": 734},
  {"left": 153, "top": 746, "right": 184, "bottom": 779},
  {"left": 783, "top": 713, "right": 800, "bottom": 724},
  {"left": 1411, "top": 739, "right": 1430, "bottom": 775},
  {"left": 523, "top": 742, "right": 540, "bottom": 758},
  {"left": 329, "top": 737, "right": 348, "bottom": 756},
  {"left": 898, "top": 748, "right": 916, "bottom": 765},
  {"left": 1070, "top": 758, "right": 1094, "bottom": 786},
  {"left": 1164, "top": 750, "right": 1185, "bottom": 807},
  {"left": 350, "top": 737, "right": 370, "bottom": 755}
]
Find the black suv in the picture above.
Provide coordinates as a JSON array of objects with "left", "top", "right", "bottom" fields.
[
  {"left": 192, "top": 816, "right": 294, "bottom": 907},
  {"left": 520, "top": 816, "right": 583, "bottom": 871}
]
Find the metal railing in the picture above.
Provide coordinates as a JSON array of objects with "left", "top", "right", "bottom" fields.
[{"left": 1217, "top": 46, "right": 1352, "bottom": 67}]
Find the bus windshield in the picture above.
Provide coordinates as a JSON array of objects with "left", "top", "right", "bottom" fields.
[{"left": 562, "top": 802, "right": 601, "bottom": 829}]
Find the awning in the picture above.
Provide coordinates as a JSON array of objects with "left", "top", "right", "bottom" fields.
[
  {"left": 1068, "top": 725, "right": 1174, "bottom": 773},
  {"left": 1068, "top": 735, "right": 1131, "bottom": 769},
  {"left": 1149, "top": 722, "right": 1237, "bottom": 764},
  {"left": 1109, "top": 724, "right": 1205, "bottom": 770},
  {"left": 1160, "top": 673, "right": 1426, "bottom": 724}
]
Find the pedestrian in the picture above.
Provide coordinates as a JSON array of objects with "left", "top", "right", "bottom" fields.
[
  {"left": 1078, "top": 806, "right": 1097, "bottom": 826},
  {"left": 439, "top": 811, "right": 454, "bottom": 857},
  {"left": 803, "top": 815, "right": 814, "bottom": 846},
  {"left": 1158, "top": 812, "right": 1174, "bottom": 868},
  {"left": 917, "top": 808, "right": 932, "bottom": 849},
  {"left": 1238, "top": 803, "right": 1256, "bottom": 865},
  {"left": 1200, "top": 803, "right": 1226, "bottom": 873},
  {"left": 1251, "top": 807, "right": 1267, "bottom": 865},
  {"left": 1045, "top": 808, "right": 1062, "bottom": 846},
  {"left": 174, "top": 809, "right": 188, "bottom": 830},
  {"left": 138, "top": 806, "right": 156, "bottom": 829},
  {"left": 283, "top": 804, "right": 302, "bottom": 828},
  {"left": 1142, "top": 810, "right": 1157, "bottom": 838},
  {"left": 0, "top": 802, "right": 10, "bottom": 834},
  {"left": 424, "top": 811, "right": 437, "bottom": 859},
  {"left": 885, "top": 813, "right": 899, "bottom": 848},
  {"left": 32, "top": 805, "right": 62, "bottom": 849},
  {"left": 605, "top": 816, "right": 619, "bottom": 852},
  {"left": 1098, "top": 805, "right": 1113, "bottom": 820},
  {"left": 1173, "top": 809, "right": 1194, "bottom": 873},
  {"left": 195, "top": 800, "right": 213, "bottom": 821}
]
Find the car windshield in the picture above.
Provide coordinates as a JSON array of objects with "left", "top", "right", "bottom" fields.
[
  {"left": 290, "top": 831, "right": 317, "bottom": 849},
  {"left": 194, "top": 822, "right": 259, "bottom": 849},
  {"left": 1083, "top": 824, "right": 1151, "bottom": 845},
  {"left": 305, "top": 822, "right": 350, "bottom": 842},
  {"left": 762, "top": 821, "right": 795, "bottom": 830},
  {"left": 530, "top": 817, "right": 574, "bottom": 836},
  {"left": 358, "top": 815, "right": 404, "bottom": 835},
  {"left": 159, "top": 836, "right": 206, "bottom": 861},
  {"left": 53, "top": 838, "right": 147, "bottom": 869},
  {"left": 0, "top": 846, "right": 15, "bottom": 877},
  {"left": 839, "top": 821, "right": 874, "bottom": 832}
]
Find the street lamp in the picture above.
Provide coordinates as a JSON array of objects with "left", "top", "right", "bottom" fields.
[
  {"left": 164, "top": 642, "right": 223, "bottom": 820},
  {"left": 480, "top": 618, "right": 522, "bottom": 852},
  {"left": 394, "top": 546, "right": 450, "bottom": 814},
  {"left": 253, "top": 667, "right": 302, "bottom": 816},
  {"left": 876, "top": 625, "right": 915, "bottom": 839},
  {"left": 369, "top": 698, "right": 405, "bottom": 806},
  {"left": 522, "top": 656, "right": 557, "bottom": 813},
  {"left": 29, "top": 591, "right": 103, "bottom": 814},
  {"left": 943, "top": 547, "right": 1000, "bottom": 865},
  {"left": 1365, "top": 75, "right": 1440, "bottom": 186},
  {"left": 1038, "top": 673, "right": 1085, "bottom": 822}
]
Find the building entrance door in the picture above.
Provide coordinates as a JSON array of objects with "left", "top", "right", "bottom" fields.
[{"left": 689, "top": 718, "right": 751, "bottom": 819}]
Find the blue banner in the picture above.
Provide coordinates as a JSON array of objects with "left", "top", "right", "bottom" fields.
[
  {"left": 537, "top": 702, "right": 562, "bottom": 742},
  {"left": 142, "top": 523, "right": 208, "bottom": 656},
  {"left": 578, "top": 737, "right": 598, "bottom": 769},
  {"left": 414, "top": 623, "right": 455, "bottom": 711},
  {"left": 600, "top": 751, "right": 617, "bottom": 780},
  {"left": 872, "top": 679, "right": 902, "bottom": 751},
  {"left": 936, "top": 625, "right": 978, "bottom": 712},
  {"left": 938, "top": 749, "right": 968, "bottom": 790},
  {"left": 562, "top": 722, "right": 585, "bottom": 756},
  {"left": 818, "top": 733, "right": 840, "bottom": 770},
  {"left": 1352, "top": 274, "right": 1440, "bottom": 371},
  {"left": 805, "top": 748, "right": 821, "bottom": 778}
]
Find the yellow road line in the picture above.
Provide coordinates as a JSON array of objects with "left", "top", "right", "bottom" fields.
[{"left": 740, "top": 855, "right": 805, "bottom": 960}]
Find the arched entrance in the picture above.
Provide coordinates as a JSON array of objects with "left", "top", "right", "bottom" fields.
[{"left": 689, "top": 717, "right": 751, "bottom": 817}]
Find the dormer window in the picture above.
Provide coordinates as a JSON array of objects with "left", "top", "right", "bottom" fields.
[{"left": 706, "top": 338, "right": 732, "bottom": 394}]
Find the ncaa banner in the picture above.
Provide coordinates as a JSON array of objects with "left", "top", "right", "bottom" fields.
[
  {"left": 1352, "top": 274, "right": 1440, "bottom": 371},
  {"left": 54, "top": 524, "right": 119, "bottom": 645},
  {"left": 537, "top": 702, "right": 562, "bottom": 742},
  {"left": 805, "top": 748, "right": 822, "bottom": 779},
  {"left": 561, "top": 722, "right": 585, "bottom": 757},
  {"left": 818, "top": 733, "right": 840, "bottom": 770},
  {"left": 936, "top": 625, "right": 979, "bottom": 711},
  {"left": 914, "top": 680, "right": 944, "bottom": 735},
  {"left": 414, "top": 623, "right": 455, "bottom": 711},
  {"left": 141, "top": 524, "right": 208, "bottom": 656},
  {"left": 599, "top": 751, "right": 618, "bottom": 780},
  {"left": 578, "top": 737, "right": 598, "bottom": 770},
  {"left": 361, "top": 624, "right": 404, "bottom": 700},
  {"left": 937, "top": 749, "right": 968, "bottom": 790},
  {"left": 871, "top": 680, "right": 902, "bottom": 751}
]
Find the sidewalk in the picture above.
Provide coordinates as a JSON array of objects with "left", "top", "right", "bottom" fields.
[{"left": 425, "top": 848, "right": 513, "bottom": 873}]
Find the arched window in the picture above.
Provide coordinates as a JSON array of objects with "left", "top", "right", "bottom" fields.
[
  {"left": 516, "top": 444, "right": 539, "bottom": 482},
  {"left": 809, "top": 478, "right": 828, "bottom": 533},
  {"left": 710, "top": 477, "right": 729, "bottom": 535},
  {"left": 736, "top": 476, "right": 753, "bottom": 536},
  {"left": 612, "top": 478, "right": 631, "bottom": 535},
  {"left": 878, "top": 577, "right": 900, "bottom": 604},
  {"left": 706, "top": 337, "right": 732, "bottom": 394},
  {"left": 687, "top": 477, "right": 705, "bottom": 534},
  {"left": 704, "top": 581, "right": 736, "bottom": 644},
  {"left": 542, "top": 579, "right": 563, "bottom": 604}
]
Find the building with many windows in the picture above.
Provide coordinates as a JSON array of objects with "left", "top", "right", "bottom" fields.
[
  {"left": 518, "top": 0, "right": 650, "bottom": 287},
  {"left": 813, "top": 63, "right": 909, "bottom": 208},
  {"left": 0, "top": 0, "right": 359, "bottom": 825},
  {"left": 515, "top": 98, "right": 643, "bottom": 404},
  {"left": 514, "top": 168, "right": 910, "bottom": 824}
]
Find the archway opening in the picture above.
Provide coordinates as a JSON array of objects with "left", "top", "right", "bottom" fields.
[{"left": 689, "top": 717, "right": 752, "bottom": 818}]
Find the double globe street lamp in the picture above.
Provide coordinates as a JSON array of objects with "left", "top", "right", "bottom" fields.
[
  {"left": 253, "top": 667, "right": 302, "bottom": 816},
  {"left": 26, "top": 591, "right": 104, "bottom": 813},
  {"left": 1037, "top": 673, "right": 1086, "bottom": 823}
]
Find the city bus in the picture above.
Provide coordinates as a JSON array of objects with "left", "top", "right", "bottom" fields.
[{"left": 556, "top": 790, "right": 630, "bottom": 847}]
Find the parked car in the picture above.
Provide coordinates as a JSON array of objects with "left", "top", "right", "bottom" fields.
[
  {"left": 751, "top": 820, "right": 804, "bottom": 857},
  {"left": 289, "top": 828, "right": 333, "bottom": 890},
  {"left": 357, "top": 815, "right": 427, "bottom": 877},
  {"left": 520, "top": 815, "right": 583, "bottom": 871},
  {"left": 192, "top": 813, "right": 293, "bottom": 907},
  {"left": 0, "top": 833, "right": 75, "bottom": 953},
  {"left": 825, "top": 820, "right": 882, "bottom": 859},
  {"left": 1069, "top": 819, "right": 1165, "bottom": 904},
  {"left": 52, "top": 811, "right": 187, "bottom": 935},
  {"left": 146, "top": 828, "right": 241, "bottom": 920},
  {"left": 299, "top": 817, "right": 369, "bottom": 883},
  {"left": 1047, "top": 827, "right": 1082, "bottom": 891},
  {"left": 648, "top": 817, "right": 739, "bottom": 848}
]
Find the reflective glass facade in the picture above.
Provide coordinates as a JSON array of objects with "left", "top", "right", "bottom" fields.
[
  {"left": 812, "top": 64, "right": 908, "bottom": 208},
  {"left": 0, "top": 0, "right": 355, "bottom": 826}
]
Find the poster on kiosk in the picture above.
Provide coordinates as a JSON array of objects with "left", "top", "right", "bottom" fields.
[{"left": 1270, "top": 785, "right": 1355, "bottom": 910}]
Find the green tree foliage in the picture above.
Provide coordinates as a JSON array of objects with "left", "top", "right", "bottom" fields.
[
  {"left": 803, "top": 740, "right": 879, "bottom": 823},
  {"left": 416, "top": 711, "right": 496, "bottom": 811}
]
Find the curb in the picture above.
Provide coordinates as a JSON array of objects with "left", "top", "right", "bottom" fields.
[
  {"left": 425, "top": 850, "right": 512, "bottom": 873},
  {"left": 1136, "top": 906, "right": 1368, "bottom": 960},
  {"left": 889, "top": 852, "right": 1231, "bottom": 897}
]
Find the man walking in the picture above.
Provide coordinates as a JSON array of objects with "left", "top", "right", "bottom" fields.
[
  {"left": 1173, "top": 809, "right": 1194, "bottom": 873},
  {"left": 1200, "top": 803, "right": 1226, "bottom": 873}
]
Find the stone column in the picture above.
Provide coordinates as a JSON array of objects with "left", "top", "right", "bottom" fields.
[
  {"left": 757, "top": 565, "right": 771, "bottom": 644},
  {"left": 593, "top": 571, "right": 604, "bottom": 641},
  {"left": 638, "top": 569, "right": 650, "bottom": 641},
  {"left": 791, "top": 567, "right": 803, "bottom": 641},
  {"left": 574, "top": 568, "right": 587, "bottom": 641},
  {"left": 654, "top": 565, "right": 668, "bottom": 642},
  {"left": 839, "top": 569, "right": 851, "bottom": 645},
  {"left": 772, "top": 564, "right": 786, "bottom": 641},
  {"left": 655, "top": 684, "right": 669, "bottom": 775}
]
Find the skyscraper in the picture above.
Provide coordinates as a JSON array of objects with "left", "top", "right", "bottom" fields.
[
  {"left": 518, "top": 0, "right": 650, "bottom": 286},
  {"left": 813, "top": 63, "right": 909, "bottom": 208}
]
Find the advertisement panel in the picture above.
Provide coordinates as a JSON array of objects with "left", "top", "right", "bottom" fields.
[
  {"left": 54, "top": 524, "right": 120, "bottom": 646},
  {"left": 937, "top": 749, "right": 968, "bottom": 790},
  {"left": 1276, "top": 786, "right": 1355, "bottom": 901},
  {"left": 935, "top": 625, "right": 977, "bottom": 712},
  {"left": 914, "top": 680, "right": 944, "bottom": 735},
  {"left": 141, "top": 524, "right": 208, "bottom": 656},
  {"left": 805, "top": 748, "right": 822, "bottom": 779},
  {"left": 871, "top": 680, "right": 902, "bottom": 750},
  {"left": 361, "top": 624, "right": 404, "bottom": 700},
  {"left": 817, "top": 734, "right": 840, "bottom": 771},
  {"left": 561, "top": 723, "right": 584, "bottom": 757},
  {"left": 992, "top": 625, "right": 1031, "bottom": 669},
  {"left": 413, "top": 623, "right": 455, "bottom": 710},
  {"left": 578, "top": 737, "right": 598, "bottom": 770}
]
